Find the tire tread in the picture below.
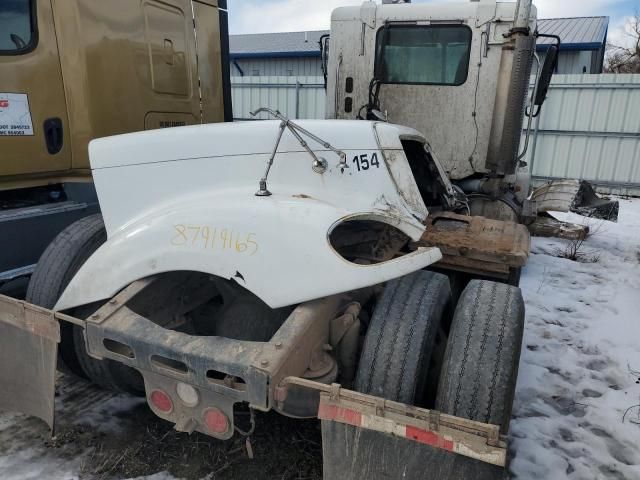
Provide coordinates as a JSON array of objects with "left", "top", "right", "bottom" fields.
[
  {"left": 355, "top": 270, "right": 451, "bottom": 404},
  {"left": 436, "top": 280, "right": 524, "bottom": 432},
  {"left": 26, "top": 214, "right": 143, "bottom": 394}
]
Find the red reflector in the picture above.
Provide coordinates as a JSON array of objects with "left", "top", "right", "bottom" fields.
[
  {"left": 204, "top": 407, "right": 229, "bottom": 434},
  {"left": 150, "top": 390, "right": 173, "bottom": 413}
]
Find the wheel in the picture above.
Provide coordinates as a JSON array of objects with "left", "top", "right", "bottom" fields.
[
  {"left": 354, "top": 270, "right": 451, "bottom": 405},
  {"left": 427, "top": 279, "right": 525, "bottom": 479},
  {"left": 322, "top": 271, "right": 451, "bottom": 480},
  {"left": 437, "top": 280, "right": 525, "bottom": 432},
  {"left": 26, "top": 214, "right": 144, "bottom": 395},
  {"left": 322, "top": 271, "right": 451, "bottom": 479},
  {"left": 205, "top": 278, "right": 293, "bottom": 341}
]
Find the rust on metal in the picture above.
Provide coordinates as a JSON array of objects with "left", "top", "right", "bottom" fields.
[
  {"left": 413, "top": 212, "right": 530, "bottom": 277},
  {"left": 86, "top": 277, "right": 156, "bottom": 326},
  {"left": 528, "top": 215, "right": 589, "bottom": 241}
]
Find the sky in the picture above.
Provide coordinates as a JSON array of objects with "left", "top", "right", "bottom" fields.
[{"left": 227, "top": 0, "right": 638, "bottom": 48}]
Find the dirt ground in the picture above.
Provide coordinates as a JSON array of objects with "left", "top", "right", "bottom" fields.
[
  {"left": 0, "top": 283, "right": 322, "bottom": 480},
  {"left": 0, "top": 375, "right": 322, "bottom": 480}
]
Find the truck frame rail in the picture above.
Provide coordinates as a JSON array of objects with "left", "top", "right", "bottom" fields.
[{"left": 0, "top": 288, "right": 507, "bottom": 468}]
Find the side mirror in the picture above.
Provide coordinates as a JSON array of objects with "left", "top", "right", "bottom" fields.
[
  {"left": 319, "top": 35, "right": 330, "bottom": 89},
  {"left": 535, "top": 44, "right": 558, "bottom": 107}
]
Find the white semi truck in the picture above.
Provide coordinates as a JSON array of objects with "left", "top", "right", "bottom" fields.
[
  {"left": 321, "top": 0, "right": 618, "bottom": 226},
  {"left": 0, "top": 1, "right": 603, "bottom": 479},
  {"left": 1, "top": 114, "right": 527, "bottom": 479}
]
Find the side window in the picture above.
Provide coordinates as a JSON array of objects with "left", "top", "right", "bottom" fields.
[
  {"left": 376, "top": 25, "right": 472, "bottom": 86},
  {"left": 0, "top": 0, "right": 37, "bottom": 55}
]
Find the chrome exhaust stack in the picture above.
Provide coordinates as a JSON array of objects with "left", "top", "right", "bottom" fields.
[{"left": 486, "top": 0, "right": 535, "bottom": 179}]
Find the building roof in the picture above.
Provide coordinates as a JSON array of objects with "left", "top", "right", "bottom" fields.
[
  {"left": 229, "top": 30, "right": 329, "bottom": 59},
  {"left": 229, "top": 17, "right": 609, "bottom": 58},
  {"left": 536, "top": 17, "right": 609, "bottom": 51}
]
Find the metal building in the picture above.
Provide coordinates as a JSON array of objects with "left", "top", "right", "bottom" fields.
[
  {"left": 229, "top": 30, "right": 326, "bottom": 77},
  {"left": 229, "top": 17, "right": 609, "bottom": 77},
  {"left": 537, "top": 17, "right": 609, "bottom": 74}
]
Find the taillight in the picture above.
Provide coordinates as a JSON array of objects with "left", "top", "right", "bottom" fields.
[
  {"left": 150, "top": 389, "right": 173, "bottom": 413},
  {"left": 203, "top": 407, "right": 229, "bottom": 435}
]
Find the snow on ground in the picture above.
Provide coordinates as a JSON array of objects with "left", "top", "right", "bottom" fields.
[
  {"left": 0, "top": 199, "right": 638, "bottom": 480},
  {"left": 511, "top": 198, "right": 640, "bottom": 480}
]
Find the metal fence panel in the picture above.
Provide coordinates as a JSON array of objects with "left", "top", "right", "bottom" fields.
[
  {"left": 231, "top": 76, "right": 325, "bottom": 121},
  {"left": 524, "top": 74, "right": 640, "bottom": 196},
  {"left": 232, "top": 74, "right": 640, "bottom": 195}
]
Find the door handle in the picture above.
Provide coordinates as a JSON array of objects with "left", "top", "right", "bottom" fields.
[{"left": 43, "top": 117, "right": 63, "bottom": 155}]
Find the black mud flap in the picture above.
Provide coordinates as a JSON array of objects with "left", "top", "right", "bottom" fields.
[
  {"left": 322, "top": 423, "right": 507, "bottom": 480},
  {"left": 0, "top": 295, "right": 60, "bottom": 430}
]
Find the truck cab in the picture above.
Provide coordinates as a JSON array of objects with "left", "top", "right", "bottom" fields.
[{"left": 324, "top": 1, "right": 546, "bottom": 221}]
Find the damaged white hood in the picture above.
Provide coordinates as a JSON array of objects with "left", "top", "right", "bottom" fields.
[{"left": 56, "top": 120, "right": 441, "bottom": 311}]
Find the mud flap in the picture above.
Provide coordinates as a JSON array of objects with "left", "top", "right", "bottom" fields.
[
  {"left": 316, "top": 389, "right": 506, "bottom": 480},
  {"left": 322, "top": 424, "right": 506, "bottom": 480},
  {"left": 0, "top": 295, "right": 60, "bottom": 430}
]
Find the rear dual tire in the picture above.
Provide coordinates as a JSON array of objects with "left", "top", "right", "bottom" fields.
[
  {"left": 437, "top": 280, "right": 525, "bottom": 433},
  {"left": 355, "top": 270, "right": 451, "bottom": 404},
  {"left": 431, "top": 280, "right": 525, "bottom": 479},
  {"left": 353, "top": 274, "right": 524, "bottom": 479}
]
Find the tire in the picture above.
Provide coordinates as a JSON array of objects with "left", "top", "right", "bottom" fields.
[
  {"left": 71, "top": 324, "right": 143, "bottom": 394},
  {"left": 26, "top": 214, "right": 144, "bottom": 395},
  {"left": 354, "top": 270, "right": 451, "bottom": 405},
  {"left": 436, "top": 280, "right": 525, "bottom": 432},
  {"left": 507, "top": 267, "right": 522, "bottom": 287},
  {"left": 328, "top": 271, "right": 451, "bottom": 479},
  {"left": 428, "top": 280, "right": 525, "bottom": 480}
]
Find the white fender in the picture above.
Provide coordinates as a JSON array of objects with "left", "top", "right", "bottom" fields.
[{"left": 55, "top": 120, "right": 442, "bottom": 311}]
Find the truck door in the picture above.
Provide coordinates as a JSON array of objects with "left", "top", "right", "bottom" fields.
[
  {"left": 48, "top": 0, "right": 203, "bottom": 170},
  {"left": 0, "top": 0, "right": 71, "bottom": 177},
  {"left": 192, "top": 0, "right": 225, "bottom": 124},
  {"left": 141, "top": 0, "right": 201, "bottom": 130},
  {"left": 374, "top": 24, "right": 477, "bottom": 180}
]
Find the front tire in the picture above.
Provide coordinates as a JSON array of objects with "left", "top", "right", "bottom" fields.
[{"left": 27, "top": 214, "right": 144, "bottom": 395}]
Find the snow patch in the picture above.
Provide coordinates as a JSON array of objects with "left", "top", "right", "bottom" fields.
[{"left": 511, "top": 199, "right": 640, "bottom": 480}]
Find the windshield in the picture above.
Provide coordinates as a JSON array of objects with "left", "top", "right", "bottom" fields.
[
  {"left": 376, "top": 25, "right": 472, "bottom": 86},
  {"left": 0, "top": 0, "right": 35, "bottom": 54}
]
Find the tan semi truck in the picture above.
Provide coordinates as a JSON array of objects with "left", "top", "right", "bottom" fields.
[{"left": 0, "top": 0, "right": 232, "bottom": 286}]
